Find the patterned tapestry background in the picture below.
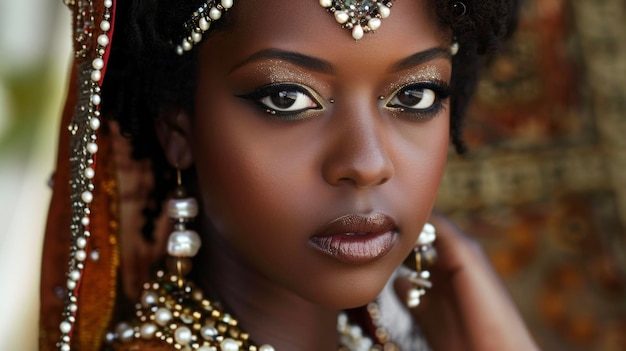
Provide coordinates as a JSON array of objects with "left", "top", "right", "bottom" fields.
[{"left": 436, "top": 0, "right": 626, "bottom": 350}]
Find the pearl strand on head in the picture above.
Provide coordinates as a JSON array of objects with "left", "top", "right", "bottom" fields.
[{"left": 58, "top": 1, "right": 113, "bottom": 350}]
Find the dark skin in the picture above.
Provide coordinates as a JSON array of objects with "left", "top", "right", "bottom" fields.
[{"left": 156, "top": 0, "right": 539, "bottom": 350}]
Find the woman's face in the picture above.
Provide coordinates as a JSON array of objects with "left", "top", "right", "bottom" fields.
[{"left": 188, "top": 0, "right": 451, "bottom": 308}]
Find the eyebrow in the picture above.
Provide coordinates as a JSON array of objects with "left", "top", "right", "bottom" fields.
[
  {"left": 230, "top": 46, "right": 451, "bottom": 75},
  {"left": 230, "top": 48, "right": 336, "bottom": 74},
  {"left": 390, "top": 47, "right": 452, "bottom": 72}
]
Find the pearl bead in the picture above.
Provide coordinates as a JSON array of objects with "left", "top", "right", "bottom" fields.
[
  {"left": 97, "top": 34, "right": 109, "bottom": 47},
  {"left": 368, "top": 18, "right": 381, "bottom": 31},
  {"left": 209, "top": 7, "right": 222, "bottom": 20},
  {"left": 89, "top": 117, "right": 101, "bottom": 131},
  {"left": 68, "top": 303, "right": 78, "bottom": 312},
  {"left": 69, "top": 270, "right": 81, "bottom": 281},
  {"left": 75, "top": 250, "right": 87, "bottom": 261},
  {"left": 334, "top": 11, "right": 349, "bottom": 24},
  {"left": 85, "top": 167, "right": 96, "bottom": 179},
  {"left": 319, "top": 0, "right": 333, "bottom": 8},
  {"left": 182, "top": 39, "right": 193, "bottom": 52},
  {"left": 140, "top": 323, "right": 157, "bottom": 339},
  {"left": 174, "top": 326, "right": 192, "bottom": 345},
  {"left": 220, "top": 338, "right": 240, "bottom": 351},
  {"left": 197, "top": 347, "right": 212, "bottom": 351},
  {"left": 81, "top": 191, "right": 93, "bottom": 204},
  {"left": 60, "top": 343, "right": 70, "bottom": 351},
  {"left": 91, "top": 93, "right": 101, "bottom": 106},
  {"left": 81, "top": 216, "right": 90, "bottom": 226},
  {"left": 92, "top": 58, "right": 104, "bottom": 70},
  {"left": 100, "top": 20, "right": 111, "bottom": 32},
  {"left": 87, "top": 142, "right": 99, "bottom": 154},
  {"left": 192, "top": 31, "right": 203, "bottom": 43},
  {"left": 104, "top": 0, "right": 113, "bottom": 8},
  {"left": 116, "top": 322, "right": 135, "bottom": 342},
  {"left": 201, "top": 326, "right": 218, "bottom": 340},
  {"left": 167, "top": 198, "right": 198, "bottom": 219},
  {"left": 199, "top": 17, "right": 211, "bottom": 31},
  {"left": 67, "top": 279, "right": 76, "bottom": 290},
  {"left": 259, "top": 345, "right": 276, "bottom": 351},
  {"left": 176, "top": 46, "right": 184, "bottom": 56},
  {"left": 141, "top": 291, "right": 158, "bottom": 307},
  {"left": 167, "top": 230, "right": 202, "bottom": 257},
  {"left": 221, "top": 0, "right": 234, "bottom": 9},
  {"left": 451, "top": 42, "right": 460, "bottom": 56},
  {"left": 378, "top": 3, "right": 391, "bottom": 18},
  {"left": 60, "top": 321, "right": 72, "bottom": 334},
  {"left": 76, "top": 237, "right": 87, "bottom": 249},
  {"left": 352, "top": 24, "right": 364, "bottom": 40},
  {"left": 155, "top": 307, "right": 172, "bottom": 326},
  {"left": 90, "top": 250, "right": 100, "bottom": 261},
  {"left": 91, "top": 69, "right": 101, "bottom": 82}
]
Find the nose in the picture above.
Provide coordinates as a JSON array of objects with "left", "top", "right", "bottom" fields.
[{"left": 321, "top": 109, "right": 394, "bottom": 188}]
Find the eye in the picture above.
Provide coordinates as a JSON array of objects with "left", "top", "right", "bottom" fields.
[
  {"left": 239, "top": 83, "right": 322, "bottom": 116},
  {"left": 386, "top": 82, "right": 450, "bottom": 114}
]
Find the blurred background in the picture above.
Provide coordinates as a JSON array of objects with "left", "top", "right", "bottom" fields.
[{"left": 0, "top": 0, "right": 624, "bottom": 350}]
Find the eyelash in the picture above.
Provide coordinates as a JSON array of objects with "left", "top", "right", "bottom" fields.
[
  {"left": 237, "top": 83, "right": 323, "bottom": 120},
  {"left": 386, "top": 81, "right": 451, "bottom": 120}
]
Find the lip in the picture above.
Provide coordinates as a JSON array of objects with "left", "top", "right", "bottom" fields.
[{"left": 309, "top": 213, "right": 398, "bottom": 264}]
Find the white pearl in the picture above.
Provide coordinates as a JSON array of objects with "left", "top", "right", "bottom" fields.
[
  {"left": 60, "top": 343, "right": 70, "bottom": 351},
  {"left": 91, "top": 69, "right": 101, "bottom": 82},
  {"left": 76, "top": 237, "right": 87, "bottom": 249},
  {"left": 420, "top": 270, "right": 431, "bottom": 279},
  {"left": 100, "top": 20, "right": 111, "bottom": 32},
  {"left": 69, "top": 270, "right": 81, "bottom": 281},
  {"left": 89, "top": 117, "right": 101, "bottom": 131},
  {"left": 423, "top": 222, "right": 435, "bottom": 234},
  {"left": 334, "top": 11, "right": 349, "bottom": 24},
  {"left": 259, "top": 345, "right": 275, "bottom": 351},
  {"left": 84, "top": 167, "right": 95, "bottom": 179},
  {"left": 201, "top": 326, "right": 218, "bottom": 340},
  {"left": 81, "top": 216, "right": 90, "bottom": 226},
  {"left": 82, "top": 191, "right": 93, "bottom": 204},
  {"left": 167, "top": 230, "right": 202, "bottom": 257},
  {"left": 451, "top": 42, "right": 460, "bottom": 56},
  {"left": 221, "top": 0, "right": 234, "bottom": 9},
  {"left": 182, "top": 39, "right": 193, "bottom": 52},
  {"left": 67, "top": 279, "right": 77, "bottom": 290},
  {"left": 97, "top": 34, "right": 109, "bottom": 47},
  {"left": 76, "top": 250, "right": 87, "bottom": 261},
  {"left": 68, "top": 303, "right": 78, "bottom": 312},
  {"left": 199, "top": 17, "right": 211, "bottom": 31},
  {"left": 155, "top": 307, "right": 172, "bottom": 326},
  {"left": 192, "top": 31, "right": 203, "bottom": 43},
  {"left": 92, "top": 58, "right": 104, "bottom": 70},
  {"left": 378, "top": 3, "right": 391, "bottom": 18},
  {"left": 90, "top": 250, "right": 100, "bottom": 261},
  {"left": 209, "top": 7, "right": 222, "bottom": 20},
  {"left": 140, "top": 323, "right": 157, "bottom": 339},
  {"left": 319, "top": 0, "right": 333, "bottom": 8},
  {"left": 220, "top": 338, "right": 240, "bottom": 351},
  {"left": 104, "top": 0, "right": 113, "bottom": 8},
  {"left": 352, "top": 24, "right": 364, "bottom": 40},
  {"left": 141, "top": 291, "right": 158, "bottom": 307},
  {"left": 116, "top": 322, "right": 135, "bottom": 342},
  {"left": 176, "top": 45, "right": 184, "bottom": 56},
  {"left": 87, "top": 142, "right": 99, "bottom": 154},
  {"left": 197, "top": 347, "right": 212, "bottom": 351},
  {"left": 368, "top": 18, "right": 381, "bottom": 31},
  {"left": 167, "top": 198, "right": 198, "bottom": 219},
  {"left": 91, "top": 93, "right": 101, "bottom": 106},
  {"left": 416, "top": 232, "right": 435, "bottom": 245},
  {"left": 174, "top": 326, "right": 192, "bottom": 344},
  {"left": 60, "top": 321, "right": 72, "bottom": 334}
]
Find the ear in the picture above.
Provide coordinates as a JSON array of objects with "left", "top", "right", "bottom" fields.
[{"left": 155, "top": 109, "right": 194, "bottom": 169}]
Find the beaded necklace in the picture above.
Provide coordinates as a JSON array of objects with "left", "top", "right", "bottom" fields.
[{"left": 107, "top": 269, "right": 399, "bottom": 351}]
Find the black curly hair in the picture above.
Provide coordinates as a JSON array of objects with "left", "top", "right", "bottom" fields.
[{"left": 102, "top": 0, "right": 520, "bottom": 240}]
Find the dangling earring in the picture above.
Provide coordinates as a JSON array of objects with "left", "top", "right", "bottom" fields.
[
  {"left": 166, "top": 168, "right": 202, "bottom": 287},
  {"left": 403, "top": 222, "right": 437, "bottom": 308}
]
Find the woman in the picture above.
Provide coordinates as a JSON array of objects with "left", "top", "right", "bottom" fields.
[{"left": 40, "top": 0, "right": 538, "bottom": 350}]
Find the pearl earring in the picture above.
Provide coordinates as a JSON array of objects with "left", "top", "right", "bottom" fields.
[{"left": 404, "top": 223, "right": 437, "bottom": 308}]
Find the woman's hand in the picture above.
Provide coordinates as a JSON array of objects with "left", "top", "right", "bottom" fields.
[{"left": 395, "top": 212, "right": 540, "bottom": 351}]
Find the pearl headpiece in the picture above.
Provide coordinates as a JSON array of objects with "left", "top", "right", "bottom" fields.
[
  {"left": 175, "top": 0, "right": 234, "bottom": 55},
  {"left": 319, "top": 0, "right": 394, "bottom": 41}
]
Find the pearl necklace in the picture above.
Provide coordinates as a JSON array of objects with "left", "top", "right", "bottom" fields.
[{"left": 108, "top": 269, "right": 399, "bottom": 351}]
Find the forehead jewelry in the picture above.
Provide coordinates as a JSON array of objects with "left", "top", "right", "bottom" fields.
[
  {"left": 319, "top": 0, "right": 394, "bottom": 41},
  {"left": 176, "top": 0, "right": 234, "bottom": 55}
]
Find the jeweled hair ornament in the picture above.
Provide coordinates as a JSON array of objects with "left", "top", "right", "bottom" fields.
[
  {"left": 319, "top": 0, "right": 394, "bottom": 41},
  {"left": 176, "top": 0, "right": 234, "bottom": 55}
]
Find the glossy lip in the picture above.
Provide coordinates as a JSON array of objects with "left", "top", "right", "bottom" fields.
[{"left": 309, "top": 213, "right": 398, "bottom": 264}]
